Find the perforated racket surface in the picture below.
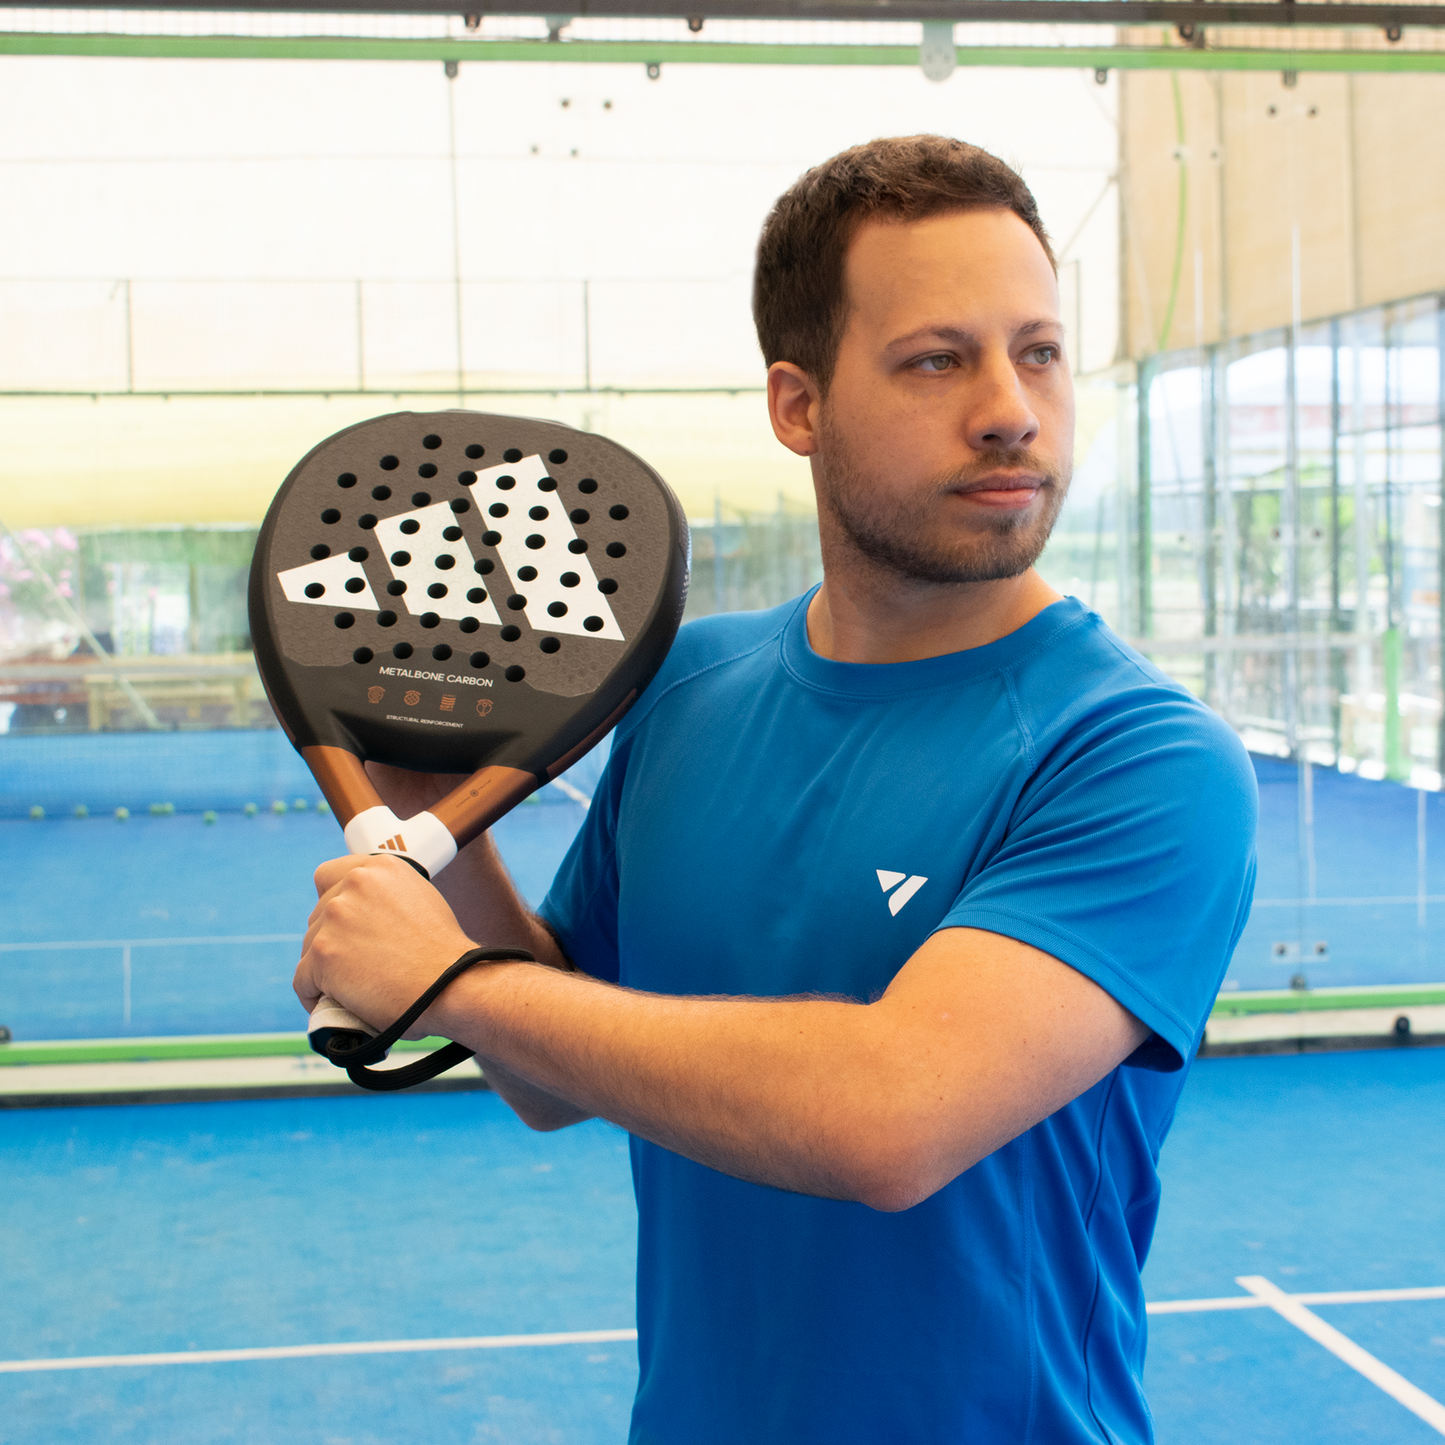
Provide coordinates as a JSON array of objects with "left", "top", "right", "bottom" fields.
[{"left": 248, "top": 410, "right": 688, "bottom": 1072}]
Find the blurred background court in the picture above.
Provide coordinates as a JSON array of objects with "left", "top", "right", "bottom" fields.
[{"left": 3, "top": 5, "right": 1445, "bottom": 1440}]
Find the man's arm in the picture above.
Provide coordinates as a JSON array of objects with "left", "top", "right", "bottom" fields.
[
  {"left": 351, "top": 763, "right": 591, "bottom": 1131},
  {"left": 297, "top": 854, "right": 1148, "bottom": 1211}
]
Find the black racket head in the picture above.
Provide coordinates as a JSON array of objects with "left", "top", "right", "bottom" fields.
[{"left": 248, "top": 411, "right": 689, "bottom": 777}]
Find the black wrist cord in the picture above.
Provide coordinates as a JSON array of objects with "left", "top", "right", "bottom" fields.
[{"left": 318, "top": 946, "right": 536, "bottom": 1093}]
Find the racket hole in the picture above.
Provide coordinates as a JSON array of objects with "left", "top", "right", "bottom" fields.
[
  {"left": 489, "top": 503, "right": 509, "bottom": 518},
  {"left": 337, "top": 472, "right": 358, "bottom": 488},
  {"left": 482, "top": 530, "right": 502, "bottom": 546},
  {"left": 418, "top": 463, "right": 437, "bottom": 479},
  {"left": 609, "top": 504, "right": 629, "bottom": 520},
  {"left": 525, "top": 534, "right": 546, "bottom": 550},
  {"left": 411, "top": 491, "right": 431, "bottom": 506},
  {"left": 598, "top": 577, "right": 618, "bottom": 594},
  {"left": 431, "top": 644, "right": 452, "bottom": 661},
  {"left": 334, "top": 612, "right": 355, "bottom": 629},
  {"left": 547, "top": 601, "right": 567, "bottom": 617},
  {"left": 539, "top": 637, "right": 561, "bottom": 654},
  {"left": 568, "top": 539, "right": 588, "bottom": 554},
  {"left": 377, "top": 610, "right": 397, "bottom": 626},
  {"left": 390, "top": 551, "right": 411, "bottom": 566},
  {"left": 387, "top": 581, "right": 406, "bottom": 596},
  {"left": 503, "top": 448, "right": 523, "bottom": 463},
  {"left": 450, "top": 497, "right": 471, "bottom": 512},
  {"left": 529, "top": 505, "right": 549, "bottom": 521},
  {"left": 380, "top": 455, "right": 399, "bottom": 470},
  {"left": 458, "top": 471, "right": 477, "bottom": 486},
  {"left": 304, "top": 582, "right": 325, "bottom": 598},
  {"left": 420, "top": 612, "right": 441, "bottom": 628},
  {"left": 560, "top": 572, "right": 580, "bottom": 587},
  {"left": 605, "top": 542, "right": 626, "bottom": 558},
  {"left": 321, "top": 508, "right": 341, "bottom": 524},
  {"left": 583, "top": 615, "right": 604, "bottom": 631},
  {"left": 423, "top": 434, "right": 443, "bottom": 450},
  {"left": 538, "top": 477, "right": 557, "bottom": 492},
  {"left": 442, "top": 525, "right": 463, "bottom": 542},
  {"left": 578, "top": 478, "right": 598, "bottom": 494},
  {"left": 474, "top": 558, "right": 494, "bottom": 575},
  {"left": 500, "top": 625, "right": 521, "bottom": 642},
  {"left": 352, "top": 646, "right": 373, "bottom": 663},
  {"left": 517, "top": 566, "right": 538, "bottom": 582},
  {"left": 345, "top": 577, "right": 365, "bottom": 594},
  {"left": 469, "top": 650, "right": 490, "bottom": 667},
  {"left": 466, "top": 588, "right": 487, "bottom": 604},
  {"left": 399, "top": 519, "right": 420, "bottom": 535},
  {"left": 434, "top": 554, "right": 456, "bottom": 570},
  {"left": 548, "top": 448, "right": 567, "bottom": 464},
  {"left": 371, "top": 485, "right": 392, "bottom": 501},
  {"left": 358, "top": 514, "right": 378, "bottom": 529},
  {"left": 392, "top": 641, "right": 413, "bottom": 658},
  {"left": 496, "top": 476, "right": 516, "bottom": 491},
  {"left": 504, "top": 664, "right": 526, "bottom": 681},
  {"left": 310, "top": 544, "right": 330, "bottom": 560},
  {"left": 427, "top": 583, "right": 448, "bottom": 599},
  {"left": 459, "top": 615, "right": 480, "bottom": 632},
  {"left": 506, "top": 594, "right": 527, "bottom": 611},
  {"left": 569, "top": 508, "right": 589, "bottom": 524},
  {"left": 348, "top": 546, "right": 369, "bottom": 562},
  {"left": 465, "top": 444, "right": 484, "bottom": 460}
]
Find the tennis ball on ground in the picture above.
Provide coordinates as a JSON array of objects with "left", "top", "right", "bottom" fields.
[
  {"left": 244, "top": 802, "right": 258, "bottom": 816},
  {"left": 293, "top": 798, "right": 309, "bottom": 812},
  {"left": 115, "top": 807, "right": 130, "bottom": 821},
  {"left": 149, "top": 802, "right": 175, "bottom": 816},
  {"left": 74, "top": 804, "right": 89, "bottom": 819},
  {"left": 272, "top": 800, "right": 287, "bottom": 815},
  {"left": 28, "top": 805, "right": 44, "bottom": 820},
  {"left": 203, "top": 811, "right": 217, "bottom": 825},
  {"left": 316, "top": 801, "right": 331, "bottom": 815}
]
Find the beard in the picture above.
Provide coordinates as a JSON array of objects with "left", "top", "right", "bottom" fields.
[{"left": 815, "top": 416, "right": 1069, "bottom": 586}]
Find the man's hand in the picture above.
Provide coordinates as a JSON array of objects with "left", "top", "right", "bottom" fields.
[{"left": 295, "top": 854, "right": 475, "bottom": 1035}]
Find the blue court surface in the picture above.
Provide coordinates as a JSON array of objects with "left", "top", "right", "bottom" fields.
[{"left": 2, "top": 1048, "right": 1444, "bottom": 1442}]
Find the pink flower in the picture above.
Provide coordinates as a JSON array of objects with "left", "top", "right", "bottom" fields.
[{"left": 54, "top": 528, "right": 78, "bottom": 552}]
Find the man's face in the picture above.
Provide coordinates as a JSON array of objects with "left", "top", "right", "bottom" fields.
[{"left": 813, "top": 207, "right": 1074, "bottom": 585}]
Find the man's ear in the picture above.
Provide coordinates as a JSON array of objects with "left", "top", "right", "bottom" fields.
[{"left": 767, "top": 361, "right": 822, "bottom": 458}]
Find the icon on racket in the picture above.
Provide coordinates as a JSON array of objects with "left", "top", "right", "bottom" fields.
[{"left": 249, "top": 410, "right": 689, "bottom": 1090}]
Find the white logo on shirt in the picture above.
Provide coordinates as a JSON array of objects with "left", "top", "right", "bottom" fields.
[{"left": 876, "top": 869, "right": 928, "bottom": 916}]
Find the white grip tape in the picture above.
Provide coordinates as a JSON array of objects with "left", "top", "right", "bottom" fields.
[
  {"left": 342, "top": 805, "right": 458, "bottom": 878},
  {"left": 308, "top": 997, "right": 377, "bottom": 1040},
  {"left": 309, "top": 806, "right": 459, "bottom": 1045}
]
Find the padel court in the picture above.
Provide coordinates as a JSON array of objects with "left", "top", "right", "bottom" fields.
[{"left": 4, "top": 739, "right": 1445, "bottom": 1441}]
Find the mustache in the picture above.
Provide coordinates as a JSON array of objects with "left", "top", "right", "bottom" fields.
[{"left": 935, "top": 448, "right": 1061, "bottom": 493}]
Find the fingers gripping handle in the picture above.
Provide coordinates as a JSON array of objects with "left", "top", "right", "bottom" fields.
[{"left": 306, "top": 805, "right": 458, "bottom": 1065}]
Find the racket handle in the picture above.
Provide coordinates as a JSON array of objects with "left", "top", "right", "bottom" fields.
[
  {"left": 308, "top": 995, "right": 386, "bottom": 1060},
  {"left": 343, "top": 805, "right": 458, "bottom": 877}
]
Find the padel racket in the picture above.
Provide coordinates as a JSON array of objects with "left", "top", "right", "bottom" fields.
[{"left": 249, "top": 410, "right": 689, "bottom": 1089}]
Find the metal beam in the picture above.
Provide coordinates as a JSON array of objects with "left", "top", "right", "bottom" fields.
[
  {"left": 4, "top": 0, "right": 1445, "bottom": 28},
  {"left": 5, "top": 32, "right": 1445, "bottom": 67}
]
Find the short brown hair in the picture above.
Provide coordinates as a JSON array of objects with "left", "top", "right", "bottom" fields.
[{"left": 752, "top": 135, "right": 1055, "bottom": 392}]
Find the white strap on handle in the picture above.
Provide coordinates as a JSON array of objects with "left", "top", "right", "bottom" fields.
[{"left": 308, "top": 806, "right": 459, "bottom": 1050}]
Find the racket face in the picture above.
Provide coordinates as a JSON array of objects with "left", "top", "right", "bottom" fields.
[{"left": 249, "top": 411, "right": 689, "bottom": 778}]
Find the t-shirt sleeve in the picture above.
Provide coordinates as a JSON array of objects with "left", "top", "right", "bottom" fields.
[
  {"left": 537, "top": 744, "right": 626, "bottom": 984},
  {"left": 935, "top": 699, "right": 1258, "bottom": 1071}
]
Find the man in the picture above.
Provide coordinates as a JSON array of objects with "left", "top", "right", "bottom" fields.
[{"left": 298, "top": 135, "right": 1256, "bottom": 1442}]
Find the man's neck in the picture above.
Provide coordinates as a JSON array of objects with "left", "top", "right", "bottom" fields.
[{"left": 805, "top": 561, "right": 1063, "bottom": 665}]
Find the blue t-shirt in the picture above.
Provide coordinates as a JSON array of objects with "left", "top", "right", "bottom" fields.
[{"left": 540, "top": 592, "right": 1257, "bottom": 1445}]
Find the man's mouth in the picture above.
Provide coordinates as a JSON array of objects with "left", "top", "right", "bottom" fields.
[{"left": 950, "top": 474, "right": 1047, "bottom": 510}]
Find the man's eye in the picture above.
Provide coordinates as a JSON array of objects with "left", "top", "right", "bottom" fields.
[
  {"left": 917, "top": 354, "right": 953, "bottom": 372},
  {"left": 1024, "top": 346, "right": 1059, "bottom": 365}
]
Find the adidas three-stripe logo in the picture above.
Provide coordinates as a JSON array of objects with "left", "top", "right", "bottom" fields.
[
  {"left": 377, "top": 835, "right": 408, "bottom": 852},
  {"left": 876, "top": 869, "right": 928, "bottom": 916}
]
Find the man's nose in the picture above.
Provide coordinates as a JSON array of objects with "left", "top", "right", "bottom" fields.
[{"left": 962, "top": 353, "right": 1040, "bottom": 453}]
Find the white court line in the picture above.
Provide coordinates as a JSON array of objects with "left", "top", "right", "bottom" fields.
[
  {"left": 0, "top": 1328, "right": 638, "bottom": 1375},
  {"left": 1147, "top": 1284, "right": 1445, "bottom": 1315},
  {"left": 1238, "top": 1275, "right": 1445, "bottom": 1436}
]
